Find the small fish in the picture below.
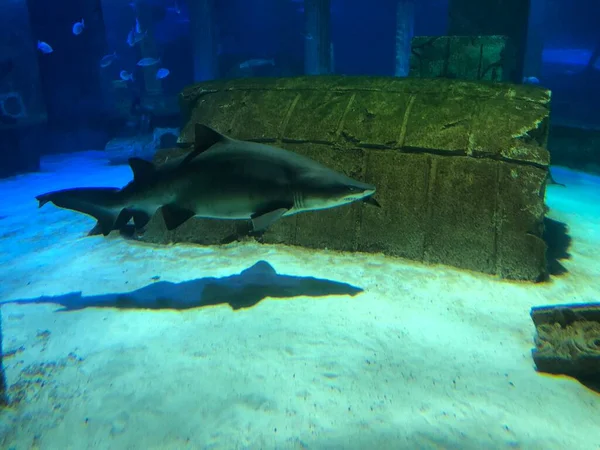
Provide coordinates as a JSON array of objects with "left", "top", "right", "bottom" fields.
[
  {"left": 37, "top": 41, "right": 53, "bottom": 54},
  {"left": 522, "top": 76, "right": 540, "bottom": 85},
  {"left": 137, "top": 57, "right": 160, "bottom": 67},
  {"left": 100, "top": 52, "right": 118, "bottom": 68},
  {"left": 155, "top": 68, "right": 170, "bottom": 79},
  {"left": 127, "top": 26, "right": 147, "bottom": 47},
  {"left": 72, "top": 19, "right": 85, "bottom": 35},
  {"left": 120, "top": 70, "right": 135, "bottom": 81},
  {"left": 239, "top": 58, "right": 275, "bottom": 69}
]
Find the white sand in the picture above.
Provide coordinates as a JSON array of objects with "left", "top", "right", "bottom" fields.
[{"left": 0, "top": 153, "right": 599, "bottom": 449}]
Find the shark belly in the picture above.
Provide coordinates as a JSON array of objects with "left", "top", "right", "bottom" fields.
[
  {"left": 178, "top": 171, "right": 294, "bottom": 220},
  {"left": 188, "top": 187, "right": 292, "bottom": 220}
]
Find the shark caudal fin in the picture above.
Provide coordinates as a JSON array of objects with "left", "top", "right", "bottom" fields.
[{"left": 36, "top": 187, "right": 125, "bottom": 236}]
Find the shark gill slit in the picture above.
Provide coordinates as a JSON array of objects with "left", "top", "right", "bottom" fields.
[{"left": 293, "top": 190, "right": 304, "bottom": 210}]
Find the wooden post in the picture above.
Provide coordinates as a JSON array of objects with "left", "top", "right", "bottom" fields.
[
  {"left": 523, "top": 0, "right": 544, "bottom": 80},
  {"left": 189, "top": 0, "right": 218, "bottom": 82},
  {"left": 395, "top": 0, "right": 415, "bottom": 77},
  {"left": 304, "top": 0, "right": 331, "bottom": 75}
]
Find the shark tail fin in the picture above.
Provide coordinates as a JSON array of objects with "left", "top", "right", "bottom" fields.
[{"left": 36, "top": 187, "right": 124, "bottom": 236}]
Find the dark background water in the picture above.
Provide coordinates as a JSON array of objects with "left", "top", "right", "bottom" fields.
[{"left": 0, "top": 0, "right": 598, "bottom": 171}]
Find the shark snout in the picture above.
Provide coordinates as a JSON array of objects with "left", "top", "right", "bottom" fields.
[
  {"left": 363, "top": 185, "right": 376, "bottom": 196},
  {"left": 341, "top": 183, "right": 376, "bottom": 204},
  {"left": 349, "top": 181, "right": 376, "bottom": 196}
]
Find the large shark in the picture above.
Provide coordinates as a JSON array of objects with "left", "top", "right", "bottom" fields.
[{"left": 36, "top": 124, "right": 380, "bottom": 236}]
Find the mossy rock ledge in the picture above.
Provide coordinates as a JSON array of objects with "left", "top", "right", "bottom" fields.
[{"left": 143, "top": 76, "right": 551, "bottom": 282}]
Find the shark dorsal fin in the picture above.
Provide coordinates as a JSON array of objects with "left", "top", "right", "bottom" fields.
[
  {"left": 128, "top": 158, "right": 156, "bottom": 182},
  {"left": 241, "top": 261, "right": 277, "bottom": 277},
  {"left": 180, "top": 124, "right": 230, "bottom": 166}
]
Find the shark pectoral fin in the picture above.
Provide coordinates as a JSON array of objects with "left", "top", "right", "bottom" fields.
[
  {"left": 363, "top": 196, "right": 381, "bottom": 208},
  {"left": 128, "top": 158, "right": 156, "bottom": 183},
  {"left": 251, "top": 208, "right": 289, "bottom": 232},
  {"left": 161, "top": 204, "right": 195, "bottom": 230}
]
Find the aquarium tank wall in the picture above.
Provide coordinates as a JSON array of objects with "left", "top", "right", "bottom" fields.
[{"left": 0, "top": 0, "right": 599, "bottom": 448}]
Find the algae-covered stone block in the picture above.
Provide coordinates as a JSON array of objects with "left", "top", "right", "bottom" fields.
[
  {"left": 359, "top": 151, "right": 429, "bottom": 260},
  {"left": 409, "top": 36, "right": 516, "bottom": 82},
  {"left": 496, "top": 164, "right": 548, "bottom": 280},
  {"left": 423, "top": 157, "right": 499, "bottom": 274},
  {"left": 531, "top": 303, "right": 600, "bottom": 385},
  {"left": 144, "top": 76, "right": 552, "bottom": 281},
  {"left": 403, "top": 93, "right": 474, "bottom": 151}
]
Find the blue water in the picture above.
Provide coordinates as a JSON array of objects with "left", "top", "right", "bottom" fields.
[{"left": 1, "top": 1, "right": 599, "bottom": 449}]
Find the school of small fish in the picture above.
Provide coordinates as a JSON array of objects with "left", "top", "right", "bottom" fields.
[
  {"left": 35, "top": 8, "right": 170, "bottom": 83},
  {"left": 32, "top": 0, "right": 282, "bottom": 87}
]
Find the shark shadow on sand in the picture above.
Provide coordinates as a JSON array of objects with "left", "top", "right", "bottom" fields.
[
  {"left": 543, "top": 217, "right": 572, "bottom": 277},
  {"left": 5, "top": 261, "right": 364, "bottom": 311}
]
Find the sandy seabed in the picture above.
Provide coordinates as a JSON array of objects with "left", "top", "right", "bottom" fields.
[{"left": 0, "top": 152, "right": 599, "bottom": 450}]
